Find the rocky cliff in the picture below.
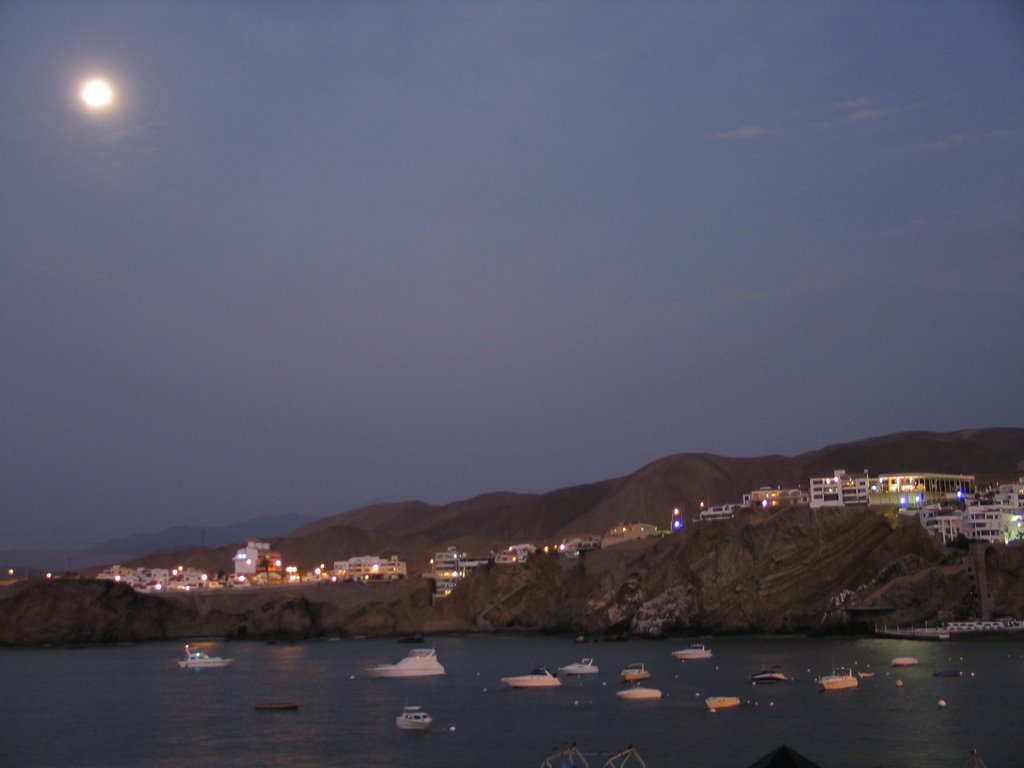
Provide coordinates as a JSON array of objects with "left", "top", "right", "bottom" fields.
[{"left": 5, "top": 506, "right": 1022, "bottom": 647}]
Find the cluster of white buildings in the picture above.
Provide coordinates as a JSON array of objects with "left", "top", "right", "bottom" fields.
[
  {"left": 698, "top": 470, "right": 1024, "bottom": 546},
  {"left": 96, "top": 564, "right": 214, "bottom": 592}
]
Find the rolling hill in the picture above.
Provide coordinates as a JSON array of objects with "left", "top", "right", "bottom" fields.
[{"left": 273, "top": 427, "right": 1024, "bottom": 572}]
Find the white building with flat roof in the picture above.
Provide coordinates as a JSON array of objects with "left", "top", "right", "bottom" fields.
[
  {"left": 333, "top": 555, "right": 407, "bottom": 582},
  {"left": 809, "top": 470, "right": 870, "bottom": 508},
  {"left": 233, "top": 540, "right": 282, "bottom": 576}
]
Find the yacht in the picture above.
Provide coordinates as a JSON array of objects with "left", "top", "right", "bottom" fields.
[
  {"left": 366, "top": 647, "right": 445, "bottom": 678},
  {"left": 672, "top": 643, "right": 713, "bottom": 661},
  {"left": 500, "top": 667, "right": 561, "bottom": 688},
  {"left": 558, "top": 658, "right": 599, "bottom": 676},
  {"left": 176, "top": 644, "right": 234, "bottom": 669},
  {"left": 620, "top": 663, "right": 651, "bottom": 682},
  {"left": 817, "top": 667, "right": 859, "bottom": 691},
  {"left": 395, "top": 704, "right": 432, "bottom": 730}
]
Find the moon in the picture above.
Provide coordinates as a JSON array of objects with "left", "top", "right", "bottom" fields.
[{"left": 80, "top": 79, "right": 114, "bottom": 109}]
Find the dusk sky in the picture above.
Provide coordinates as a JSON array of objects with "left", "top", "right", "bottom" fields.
[{"left": 2, "top": 2, "right": 1022, "bottom": 550}]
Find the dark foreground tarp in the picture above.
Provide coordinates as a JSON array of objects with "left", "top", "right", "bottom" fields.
[{"left": 745, "top": 744, "right": 824, "bottom": 768}]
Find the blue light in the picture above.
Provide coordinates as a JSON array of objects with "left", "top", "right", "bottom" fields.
[
  {"left": 900, "top": 496, "right": 908, "bottom": 507},
  {"left": 672, "top": 519, "right": 683, "bottom": 531}
]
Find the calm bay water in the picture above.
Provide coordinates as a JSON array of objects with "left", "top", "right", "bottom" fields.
[{"left": 0, "top": 634, "right": 1020, "bottom": 768}]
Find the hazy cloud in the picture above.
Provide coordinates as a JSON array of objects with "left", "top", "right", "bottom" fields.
[
  {"left": 915, "top": 128, "right": 1024, "bottom": 152},
  {"left": 712, "top": 125, "right": 776, "bottom": 140}
]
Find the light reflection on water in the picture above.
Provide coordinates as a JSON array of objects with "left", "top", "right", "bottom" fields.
[{"left": 0, "top": 635, "right": 1021, "bottom": 768}]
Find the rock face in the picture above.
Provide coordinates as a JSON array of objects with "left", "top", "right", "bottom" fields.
[
  {"left": 443, "top": 506, "right": 958, "bottom": 636},
  {"left": 0, "top": 580, "right": 199, "bottom": 646},
  {"left": 3, "top": 507, "right": 1023, "bottom": 646}
]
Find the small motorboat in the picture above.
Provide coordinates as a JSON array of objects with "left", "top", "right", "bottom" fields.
[
  {"left": 366, "top": 648, "right": 446, "bottom": 677},
  {"left": 705, "top": 696, "right": 741, "bottom": 712},
  {"left": 672, "top": 643, "right": 713, "bottom": 661},
  {"left": 892, "top": 657, "right": 919, "bottom": 667},
  {"left": 817, "top": 667, "right": 859, "bottom": 691},
  {"left": 395, "top": 704, "right": 432, "bottom": 730},
  {"left": 558, "top": 658, "right": 600, "bottom": 676},
  {"left": 177, "top": 644, "right": 234, "bottom": 669},
  {"left": 254, "top": 701, "right": 299, "bottom": 711},
  {"left": 501, "top": 666, "right": 561, "bottom": 688},
  {"left": 751, "top": 666, "right": 788, "bottom": 684},
  {"left": 620, "top": 663, "right": 651, "bottom": 682},
  {"left": 616, "top": 685, "right": 662, "bottom": 701}
]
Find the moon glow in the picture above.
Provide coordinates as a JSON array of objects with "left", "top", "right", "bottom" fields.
[{"left": 81, "top": 79, "right": 114, "bottom": 109}]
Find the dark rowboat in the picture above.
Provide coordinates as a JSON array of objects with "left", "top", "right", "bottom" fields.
[{"left": 253, "top": 700, "right": 299, "bottom": 712}]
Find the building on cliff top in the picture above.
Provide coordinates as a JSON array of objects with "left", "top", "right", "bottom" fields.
[
  {"left": 233, "top": 540, "right": 282, "bottom": 577},
  {"left": 333, "top": 555, "right": 407, "bottom": 582},
  {"left": 744, "top": 486, "right": 809, "bottom": 509},
  {"left": 809, "top": 469, "right": 871, "bottom": 508},
  {"left": 869, "top": 473, "right": 976, "bottom": 509}
]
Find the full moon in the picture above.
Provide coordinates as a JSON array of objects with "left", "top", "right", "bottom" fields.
[{"left": 81, "top": 79, "right": 114, "bottom": 109}]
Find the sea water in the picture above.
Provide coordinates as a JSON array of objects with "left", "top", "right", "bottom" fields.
[{"left": 0, "top": 634, "right": 1020, "bottom": 768}]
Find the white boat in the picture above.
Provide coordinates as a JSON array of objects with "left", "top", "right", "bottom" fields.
[
  {"left": 616, "top": 685, "right": 662, "bottom": 701},
  {"left": 891, "top": 656, "right": 919, "bottom": 667},
  {"left": 620, "top": 663, "right": 651, "bottom": 682},
  {"left": 559, "top": 658, "right": 599, "bottom": 676},
  {"left": 817, "top": 667, "right": 859, "bottom": 691},
  {"left": 177, "top": 644, "right": 233, "bottom": 669},
  {"left": 395, "top": 704, "right": 432, "bottom": 730},
  {"left": 751, "top": 667, "right": 788, "bottom": 684},
  {"left": 705, "top": 695, "right": 741, "bottom": 711},
  {"left": 672, "top": 643, "right": 713, "bottom": 660},
  {"left": 501, "top": 666, "right": 561, "bottom": 688},
  {"left": 366, "top": 647, "right": 446, "bottom": 678}
]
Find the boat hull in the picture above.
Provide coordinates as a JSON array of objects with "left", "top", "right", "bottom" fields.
[
  {"left": 819, "top": 676, "right": 859, "bottom": 691},
  {"left": 395, "top": 716, "right": 432, "bottom": 730},
  {"left": 501, "top": 676, "right": 561, "bottom": 688},
  {"left": 672, "top": 645, "right": 713, "bottom": 660},
  {"left": 705, "top": 696, "right": 741, "bottom": 711},
  {"left": 891, "top": 657, "right": 919, "bottom": 667},
  {"left": 751, "top": 671, "right": 787, "bottom": 684},
  {"left": 617, "top": 687, "right": 662, "bottom": 700},
  {"left": 178, "top": 658, "right": 233, "bottom": 669},
  {"left": 366, "top": 666, "right": 444, "bottom": 678}
]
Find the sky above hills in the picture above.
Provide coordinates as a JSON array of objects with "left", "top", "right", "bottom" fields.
[{"left": 2, "top": 2, "right": 1023, "bottom": 550}]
